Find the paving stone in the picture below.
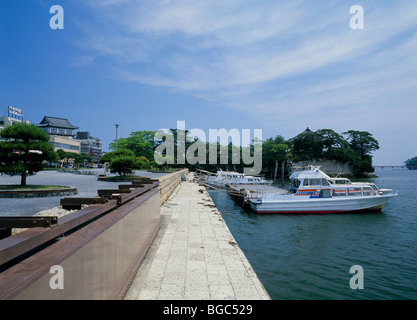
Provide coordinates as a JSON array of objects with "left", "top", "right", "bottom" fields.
[{"left": 124, "top": 173, "right": 270, "bottom": 300}]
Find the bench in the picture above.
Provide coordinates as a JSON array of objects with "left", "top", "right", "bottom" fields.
[{"left": 60, "top": 197, "right": 108, "bottom": 210}]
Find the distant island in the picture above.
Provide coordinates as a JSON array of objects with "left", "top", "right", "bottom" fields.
[{"left": 405, "top": 156, "right": 417, "bottom": 170}]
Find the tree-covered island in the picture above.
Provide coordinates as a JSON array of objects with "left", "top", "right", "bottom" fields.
[{"left": 405, "top": 156, "right": 417, "bottom": 170}]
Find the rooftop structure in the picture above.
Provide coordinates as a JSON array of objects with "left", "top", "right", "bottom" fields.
[
  {"left": 37, "top": 116, "right": 80, "bottom": 154},
  {"left": 0, "top": 106, "right": 31, "bottom": 130},
  {"left": 37, "top": 116, "right": 79, "bottom": 137},
  {"left": 0, "top": 116, "right": 32, "bottom": 130},
  {"left": 289, "top": 127, "right": 314, "bottom": 141}
]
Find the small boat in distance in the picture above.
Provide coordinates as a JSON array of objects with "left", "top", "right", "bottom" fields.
[
  {"left": 197, "top": 169, "right": 271, "bottom": 189},
  {"left": 248, "top": 165, "right": 397, "bottom": 214}
]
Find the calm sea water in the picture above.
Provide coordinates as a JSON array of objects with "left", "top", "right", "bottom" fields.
[{"left": 208, "top": 169, "right": 417, "bottom": 300}]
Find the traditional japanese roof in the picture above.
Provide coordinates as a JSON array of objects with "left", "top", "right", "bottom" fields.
[
  {"left": 289, "top": 127, "right": 314, "bottom": 141},
  {"left": 300, "top": 127, "right": 313, "bottom": 134},
  {"left": 37, "top": 116, "right": 79, "bottom": 129}
]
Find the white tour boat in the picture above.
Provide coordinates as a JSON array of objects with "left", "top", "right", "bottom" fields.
[
  {"left": 200, "top": 170, "right": 271, "bottom": 189},
  {"left": 248, "top": 166, "right": 397, "bottom": 214}
]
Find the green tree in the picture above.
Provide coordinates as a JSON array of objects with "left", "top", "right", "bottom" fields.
[
  {"left": 315, "top": 129, "right": 350, "bottom": 162},
  {"left": 343, "top": 130, "right": 379, "bottom": 158},
  {"left": 100, "top": 148, "right": 135, "bottom": 164},
  {"left": 405, "top": 156, "right": 417, "bottom": 170},
  {"left": 109, "top": 130, "right": 156, "bottom": 160},
  {"left": 136, "top": 156, "right": 151, "bottom": 169},
  {"left": 56, "top": 149, "right": 67, "bottom": 162},
  {"left": 262, "top": 135, "right": 290, "bottom": 176},
  {"left": 0, "top": 123, "right": 57, "bottom": 186},
  {"left": 100, "top": 149, "right": 140, "bottom": 175},
  {"left": 343, "top": 130, "right": 379, "bottom": 175},
  {"left": 55, "top": 149, "right": 76, "bottom": 167},
  {"left": 291, "top": 131, "right": 323, "bottom": 161},
  {"left": 74, "top": 153, "right": 92, "bottom": 167},
  {"left": 110, "top": 155, "right": 138, "bottom": 176},
  {"left": 65, "top": 152, "right": 78, "bottom": 166}
]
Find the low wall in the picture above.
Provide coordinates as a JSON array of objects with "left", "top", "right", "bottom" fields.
[
  {"left": 158, "top": 169, "right": 188, "bottom": 204},
  {"left": 0, "top": 187, "right": 78, "bottom": 198},
  {"left": 0, "top": 188, "right": 161, "bottom": 300}
]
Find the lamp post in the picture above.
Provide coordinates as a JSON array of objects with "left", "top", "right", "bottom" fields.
[{"left": 115, "top": 124, "right": 119, "bottom": 149}]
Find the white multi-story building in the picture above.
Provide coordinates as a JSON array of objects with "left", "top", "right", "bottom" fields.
[
  {"left": 76, "top": 131, "right": 103, "bottom": 163},
  {"left": 0, "top": 106, "right": 31, "bottom": 130},
  {"left": 37, "top": 116, "right": 81, "bottom": 154}
]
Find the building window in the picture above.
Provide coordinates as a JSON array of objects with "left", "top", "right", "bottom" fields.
[{"left": 51, "top": 142, "right": 80, "bottom": 151}]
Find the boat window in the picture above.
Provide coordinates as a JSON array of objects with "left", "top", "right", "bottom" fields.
[
  {"left": 303, "top": 179, "right": 309, "bottom": 186},
  {"left": 334, "top": 179, "right": 350, "bottom": 185},
  {"left": 293, "top": 179, "right": 301, "bottom": 188},
  {"left": 348, "top": 187, "right": 362, "bottom": 196},
  {"left": 322, "top": 179, "right": 330, "bottom": 186},
  {"left": 310, "top": 179, "right": 321, "bottom": 186},
  {"left": 332, "top": 188, "right": 346, "bottom": 196},
  {"left": 363, "top": 187, "right": 373, "bottom": 196},
  {"left": 319, "top": 189, "right": 331, "bottom": 198}
]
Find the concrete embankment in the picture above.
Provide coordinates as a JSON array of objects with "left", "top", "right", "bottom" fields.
[
  {"left": 0, "top": 170, "right": 269, "bottom": 300},
  {"left": 125, "top": 172, "right": 270, "bottom": 300},
  {"left": 158, "top": 169, "right": 189, "bottom": 205}
]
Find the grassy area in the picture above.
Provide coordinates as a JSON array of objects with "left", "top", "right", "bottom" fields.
[{"left": 0, "top": 185, "right": 70, "bottom": 191}]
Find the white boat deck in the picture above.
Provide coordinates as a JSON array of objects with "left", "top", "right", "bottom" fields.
[{"left": 227, "top": 184, "right": 289, "bottom": 195}]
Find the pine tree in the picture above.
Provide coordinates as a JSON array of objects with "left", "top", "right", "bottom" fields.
[{"left": 0, "top": 123, "right": 58, "bottom": 186}]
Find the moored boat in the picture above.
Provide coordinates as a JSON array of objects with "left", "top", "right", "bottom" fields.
[
  {"left": 197, "top": 170, "right": 271, "bottom": 189},
  {"left": 247, "top": 166, "right": 397, "bottom": 214}
]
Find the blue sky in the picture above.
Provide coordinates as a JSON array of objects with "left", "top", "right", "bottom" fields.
[{"left": 1, "top": 0, "right": 417, "bottom": 165}]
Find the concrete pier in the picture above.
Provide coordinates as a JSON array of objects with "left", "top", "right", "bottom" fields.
[{"left": 124, "top": 173, "right": 270, "bottom": 300}]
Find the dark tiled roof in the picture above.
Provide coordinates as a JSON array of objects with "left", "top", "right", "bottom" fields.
[
  {"left": 289, "top": 127, "right": 314, "bottom": 141},
  {"left": 37, "top": 116, "right": 79, "bottom": 129}
]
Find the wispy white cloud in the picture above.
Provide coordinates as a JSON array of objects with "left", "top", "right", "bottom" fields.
[{"left": 74, "top": 0, "right": 417, "bottom": 135}]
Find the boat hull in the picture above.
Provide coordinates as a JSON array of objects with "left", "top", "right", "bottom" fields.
[{"left": 249, "top": 193, "right": 396, "bottom": 215}]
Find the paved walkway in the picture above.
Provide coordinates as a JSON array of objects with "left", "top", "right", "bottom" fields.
[{"left": 124, "top": 173, "right": 270, "bottom": 300}]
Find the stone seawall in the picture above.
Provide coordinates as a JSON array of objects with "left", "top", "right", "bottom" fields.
[{"left": 158, "top": 169, "right": 189, "bottom": 205}]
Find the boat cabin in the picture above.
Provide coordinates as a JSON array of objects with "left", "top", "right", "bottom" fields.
[{"left": 289, "top": 166, "right": 377, "bottom": 198}]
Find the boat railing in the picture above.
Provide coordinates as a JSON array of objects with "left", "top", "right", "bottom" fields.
[
  {"left": 244, "top": 188, "right": 266, "bottom": 199},
  {"left": 329, "top": 185, "right": 382, "bottom": 197}
]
